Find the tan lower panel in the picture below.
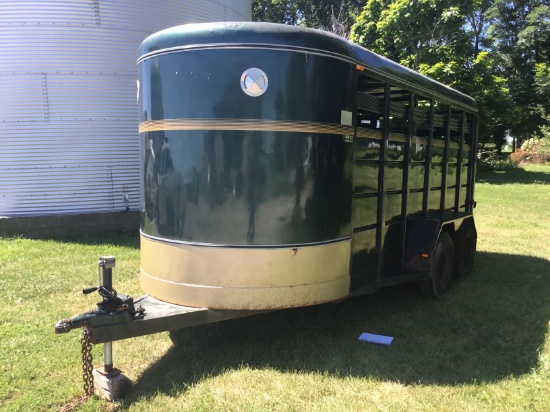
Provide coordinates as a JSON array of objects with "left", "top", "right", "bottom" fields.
[{"left": 140, "top": 235, "right": 350, "bottom": 309}]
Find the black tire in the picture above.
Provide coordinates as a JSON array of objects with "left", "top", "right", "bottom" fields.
[
  {"left": 419, "top": 231, "right": 455, "bottom": 298},
  {"left": 455, "top": 220, "right": 477, "bottom": 279}
]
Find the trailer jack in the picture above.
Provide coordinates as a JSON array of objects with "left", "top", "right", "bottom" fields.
[
  {"left": 55, "top": 257, "right": 145, "bottom": 335},
  {"left": 55, "top": 256, "right": 140, "bottom": 401}
]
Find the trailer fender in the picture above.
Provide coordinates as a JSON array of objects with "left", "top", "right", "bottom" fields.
[
  {"left": 454, "top": 217, "right": 477, "bottom": 278},
  {"left": 406, "top": 218, "right": 444, "bottom": 272}
]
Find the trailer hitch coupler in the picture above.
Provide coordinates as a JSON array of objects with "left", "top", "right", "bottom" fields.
[{"left": 54, "top": 319, "right": 72, "bottom": 334}]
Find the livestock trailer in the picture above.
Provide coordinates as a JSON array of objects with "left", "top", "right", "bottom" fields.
[
  {"left": 56, "top": 22, "right": 478, "bottom": 399},
  {"left": 138, "top": 21, "right": 477, "bottom": 307}
]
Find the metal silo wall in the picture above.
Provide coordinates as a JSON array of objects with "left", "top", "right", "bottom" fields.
[{"left": 0, "top": 0, "right": 251, "bottom": 217}]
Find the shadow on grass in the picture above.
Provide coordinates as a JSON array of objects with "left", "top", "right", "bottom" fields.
[
  {"left": 116, "top": 251, "right": 549, "bottom": 406},
  {"left": 477, "top": 166, "right": 550, "bottom": 185}
]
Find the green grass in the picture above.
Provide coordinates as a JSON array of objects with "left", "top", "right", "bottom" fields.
[{"left": 1, "top": 165, "right": 549, "bottom": 411}]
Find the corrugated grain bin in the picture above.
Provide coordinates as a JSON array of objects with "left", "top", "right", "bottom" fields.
[{"left": 0, "top": 0, "right": 250, "bottom": 217}]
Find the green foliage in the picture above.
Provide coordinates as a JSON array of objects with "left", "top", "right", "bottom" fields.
[
  {"left": 351, "top": 0, "right": 517, "bottom": 147},
  {"left": 487, "top": 0, "right": 550, "bottom": 140},
  {"left": 418, "top": 51, "right": 518, "bottom": 150},
  {"left": 518, "top": 3, "right": 550, "bottom": 65},
  {"left": 351, "top": 0, "right": 469, "bottom": 69},
  {"left": 510, "top": 137, "right": 550, "bottom": 165},
  {"left": 535, "top": 63, "right": 550, "bottom": 99},
  {"left": 348, "top": 0, "right": 388, "bottom": 55},
  {"left": 251, "top": 0, "right": 301, "bottom": 25},
  {"left": 477, "top": 148, "right": 516, "bottom": 171},
  {"left": 254, "top": 1, "right": 550, "bottom": 147},
  {"left": 251, "top": 0, "right": 364, "bottom": 36},
  {"left": 534, "top": 63, "right": 550, "bottom": 139}
]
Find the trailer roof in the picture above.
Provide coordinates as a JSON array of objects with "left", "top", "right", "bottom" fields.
[{"left": 139, "top": 22, "right": 477, "bottom": 113}]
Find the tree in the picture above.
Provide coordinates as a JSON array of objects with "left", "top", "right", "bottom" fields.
[
  {"left": 466, "top": 0, "right": 493, "bottom": 58},
  {"left": 251, "top": 0, "right": 301, "bottom": 25},
  {"left": 487, "top": 0, "right": 550, "bottom": 143},
  {"left": 350, "top": 1, "right": 519, "bottom": 149},
  {"left": 534, "top": 62, "right": 550, "bottom": 139},
  {"left": 251, "top": 0, "right": 364, "bottom": 37},
  {"left": 421, "top": 52, "right": 518, "bottom": 148},
  {"left": 254, "top": 1, "right": 549, "bottom": 148},
  {"left": 351, "top": 0, "right": 470, "bottom": 70},
  {"left": 522, "top": 4, "right": 550, "bottom": 140},
  {"left": 349, "top": 0, "right": 399, "bottom": 60}
]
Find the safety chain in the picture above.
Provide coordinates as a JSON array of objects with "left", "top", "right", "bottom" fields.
[
  {"left": 55, "top": 330, "right": 94, "bottom": 412},
  {"left": 80, "top": 328, "right": 94, "bottom": 397}
]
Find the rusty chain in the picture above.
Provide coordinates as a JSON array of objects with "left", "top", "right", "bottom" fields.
[
  {"left": 80, "top": 328, "right": 94, "bottom": 397},
  {"left": 56, "top": 330, "right": 94, "bottom": 412}
]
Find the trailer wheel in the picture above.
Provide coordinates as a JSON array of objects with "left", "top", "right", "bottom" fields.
[
  {"left": 419, "top": 232, "right": 455, "bottom": 298},
  {"left": 455, "top": 220, "right": 477, "bottom": 279}
]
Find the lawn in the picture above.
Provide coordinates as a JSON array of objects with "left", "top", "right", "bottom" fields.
[{"left": 1, "top": 165, "right": 549, "bottom": 411}]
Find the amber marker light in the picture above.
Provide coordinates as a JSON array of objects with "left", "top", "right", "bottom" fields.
[
  {"left": 356, "top": 64, "right": 365, "bottom": 71},
  {"left": 421, "top": 254, "right": 429, "bottom": 258}
]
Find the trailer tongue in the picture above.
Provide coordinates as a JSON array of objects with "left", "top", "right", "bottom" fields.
[
  {"left": 54, "top": 256, "right": 267, "bottom": 401},
  {"left": 57, "top": 294, "right": 264, "bottom": 343}
]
